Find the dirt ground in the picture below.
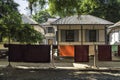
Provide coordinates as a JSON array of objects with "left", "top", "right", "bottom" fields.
[
  {"left": 0, "top": 65, "right": 120, "bottom": 80},
  {"left": 1, "top": 56, "right": 120, "bottom": 80}
]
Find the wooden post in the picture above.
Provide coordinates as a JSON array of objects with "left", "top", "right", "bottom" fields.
[
  {"left": 93, "top": 45, "right": 97, "bottom": 69},
  {"left": 49, "top": 39, "right": 55, "bottom": 68},
  {"left": 92, "top": 25, "right": 98, "bottom": 69}
]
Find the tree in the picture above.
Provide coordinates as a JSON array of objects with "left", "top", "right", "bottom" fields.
[
  {"left": 0, "top": 0, "right": 22, "bottom": 43},
  {"left": 32, "top": 10, "right": 53, "bottom": 23},
  {"left": 48, "top": 0, "right": 120, "bottom": 22},
  {"left": 28, "top": 0, "right": 46, "bottom": 15},
  {"left": 0, "top": 0, "right": 44, "bottom": 44},
  {"left": 15, "top": 24, "right": 44, "bottom": 44},
  {"left": 48, "top": 0, "right": 99, "bottom": 17},
  {"left": 27, "top": 0, "right": 99, "bottom": 17},
  {"left": 27, "top": 0, "right": 120, "bottom": 22},
  {"left": 80, "top": 0, "right": 99, "bottom": 14},
  {"left": 90, "top": 0, "right": 120, "bottom": 22}
]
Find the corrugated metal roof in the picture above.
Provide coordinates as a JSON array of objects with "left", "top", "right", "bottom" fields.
[
  {"left": 108, "top": 21, "right": 120, "bottom": 33},
  {"left": 41, "top": 18, "right": 58, "bottom": 26},
  {"left": 109, "top": 21, "right": 120, "bottom": 29},
  {"left": 51, "top": 15, "right": 114, "bottom": 25},
  {"left": 22, "top": 14, "right": 38, "bottom": 24}
]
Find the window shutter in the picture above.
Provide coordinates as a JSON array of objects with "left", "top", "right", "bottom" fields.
[
  {"left": 85, "top": 30, "right": 89, "bottom": 42},
  {"left": 74, "top": 30, "right": 79, "bottom": 42},
  {"left": 96, "top": 30, "right": 99, "bottom": 42},
  {"left": 61, "top": 30, "right": 66, "bottom": 42}
]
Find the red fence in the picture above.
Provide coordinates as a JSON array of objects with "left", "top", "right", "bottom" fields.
[
  {"left": 8, "top": 44, "right": 26, "bottom": 62},
  {"left": 5, "top": 44, "right": 120, "bottom": 63},
  {"left": 8, "top": 44, "right": 50, "bottom": 63},
  {"left": 74, "top": 45, "right": 89, "bottom": 62},
  {"left": 98, "top": 45, "right": 112, "bottom": 61}
]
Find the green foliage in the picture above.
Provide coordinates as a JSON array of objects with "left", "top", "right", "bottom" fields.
[
  {"left": 0, "top": 0, "right": 22, "bottom": 43},
  {"left": 27, "top": 0, "right": 120, "bottom": 22},
  {"left": 27, "top": 0, "right": 46, "bottom": 15},
  {"left": 0, "top": 0, "right": 44, "bottom": 44},
  {"left": 48, "top": 0, "right": 120, "bottom": 22},
  {"left": 15, "top": 24, "right": 44, "bottom": 44},
  {"left": 48, "top": 0, "right": 81, "bottom": 17},
  {"left": 90, "top": 0, "right": 120, "bottom": 22},
  {"left": 80, "top": 0, "right": 99, "bottom": 14},
  {"left": 48, "top": 0, "right": 99, "bottom": 17},
  {"left": 32, "top": 10, "right": 53, "bottom": 23}
]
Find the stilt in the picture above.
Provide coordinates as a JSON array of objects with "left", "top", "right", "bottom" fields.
[
  {"left": 50, "top": 45, "right": 56, "bottom": 68},
  {"left": 7, "top": 61, "right": 12, "bottom": 67},
  {"left": 92, "top": 45, "right": 98, "bottom": 69},
  {"left": 7, "top": 54, "right": 12, "bottom": 68}
]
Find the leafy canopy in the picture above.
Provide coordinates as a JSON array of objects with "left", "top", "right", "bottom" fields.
[
  {"left": 32, "top": 10, "right": 53, "bottom": 23},
  {"left": 0, "top": 0, "right": 44, "bottom": 44},
  {"left": 28, "top": 0, "right": 120, "bottom": 22}
]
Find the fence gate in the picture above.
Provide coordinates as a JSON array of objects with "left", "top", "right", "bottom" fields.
[
  {"left": 98, "top": 45, "right": 112, "bottom": 61},
  {"left": 74, "top": 45, "right": 89, "bottom": 62}
]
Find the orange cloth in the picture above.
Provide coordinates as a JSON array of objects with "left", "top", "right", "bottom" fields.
[{"left": 59, "top": 45, "right": 74, "bottom": 57}]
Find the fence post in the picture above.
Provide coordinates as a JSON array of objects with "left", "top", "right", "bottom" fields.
[
  {"left": 92, "top": 45, "right": 98, "bottom": 69},
  {"left": 51, "top": 45, "right": 56, "bottom": 68},
  {"left": 49, "top": 39, "right": 56, "bottom": 68}
]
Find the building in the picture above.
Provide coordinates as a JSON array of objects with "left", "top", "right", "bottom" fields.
[
  {"left": 52, "top": 15, "right": 113, "bottom": 45},
  {"left": 22, "top": 14, "right": 45, "bottom": 44},
  {"left": 51, "top": 15, "right": 113, "bottom": 56},
  {"left": 41, "top": 18, "right": 58, "bottom": 45},
  {"left": 108, "top": 21, "right": 120, "bottom": 45},
  {"left": 22, "top": 14, "right": 45, "bottom": 35}
]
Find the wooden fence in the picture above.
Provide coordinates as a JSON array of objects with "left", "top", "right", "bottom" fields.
[{"left": 4, "top": 44, "right": 120, "bottom": 63}]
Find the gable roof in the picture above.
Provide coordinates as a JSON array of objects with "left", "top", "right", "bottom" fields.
[
  {"left": 51, "top": 15, "right": 113, "bottom": 25},
  {"left": 109, "top": 21, "right": 120, "bottom": 29},
  {"left": 21, "top": 14, "right": 45, "bottom": 34},
  {"left": 108, "top": 21, "right": 120, "bottom": 33},
  {"left": 22, "top": 14, "right": 38, "bottom": 24},
  {"left": 41, "top": 18, "right": 58, "bottom": 26}
]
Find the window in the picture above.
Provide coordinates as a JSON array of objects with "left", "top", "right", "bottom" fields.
[
  {"left": 61, "top": 30, "right": 79, "bottom": 42},
  {"left": 86, "top": 30, "right": 98, "bottom": 42},
  {"left": 47, "top": 27, "right": 54, "bottom": 33},
  {"left": 66, "top": 30, "right": 74, "bottom": 42}
]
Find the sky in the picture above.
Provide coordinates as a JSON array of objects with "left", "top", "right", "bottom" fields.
[{"left": 14, "top": 0, "right": 28, "bottom": 15}]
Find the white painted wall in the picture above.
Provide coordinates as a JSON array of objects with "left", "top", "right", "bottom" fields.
[{"left": 109, "top": 32, "right": 119, "bottom": 44}]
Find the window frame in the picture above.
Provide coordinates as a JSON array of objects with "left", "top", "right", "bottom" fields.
[
  {"left": 65, "top": 30, "right": 74, "bottom": 42},
  {"left": 86, "top": 29, "right": 99, "bottom": 42},
  {"left": 61, "top": 30, "right": 79, "bottom": 42},
  {"left": 47, "top": 27, "right": 54, "bottom": 33}
]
